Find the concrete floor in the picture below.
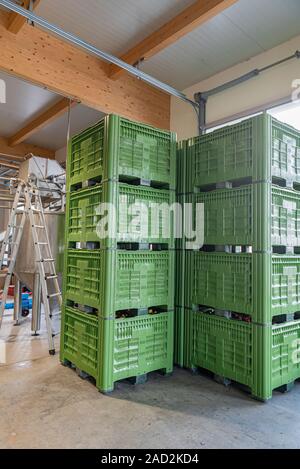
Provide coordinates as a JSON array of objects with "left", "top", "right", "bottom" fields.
[{"left": 1, "top": 311, "right": 300, "bottom": 449}]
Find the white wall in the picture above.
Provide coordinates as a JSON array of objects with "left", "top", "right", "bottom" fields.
[{"left": 171, "top": 35, "right": 300, "bottom": 140}]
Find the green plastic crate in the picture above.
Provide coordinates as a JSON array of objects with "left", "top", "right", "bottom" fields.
[
  {"left": 68, "top": 115, "right": 176, "bottom": 189},
  {"left": 111, "top": 250, "right": 174, "bottom": 313},
  {"left": 272, "top": 256, "right": 300, "bottom": 317},
  {"left": 188, "top": 251, "right": 252, "bottom": 316},
  {"left": 60, "top": 308, "right": 174, "bottom": 393},
  {"left": 61, "top": 307, "right": 98, "bottom": 379},
  {"left": 175, "top": 250, "right": 185, "bottom": 308},
  {"left": 64, "top": 249, "right": 103, "bottom": 310},
  {"left": 186, "top": 252, "right": 300, "bottom": 323},
  {"left": 176, "top": 141, "right": 187, "bottom": 195},
  {"left": 66, "top": 183, "right": 104, "bottom": 243},
  {"left": 68, "top": 119, "right": 105, "bottom": 188},
  {"left": 272, "top": 186, "right": 300, "bottom": 246},
  {"left": 195, "top": 184, "right": 300, "bottom": 249},
  {"left": 191, "top": 312, "right": 252, "bottom": 388},
  {"left": 66, "top": 182, "right": 175, "bottom": 246},
  {"left": 98, "top": 312, "right": 174, "bottom": 392},
  {"left": 272, "top": 320, "right": 300, "bottom": 390},
  {"left": 189, "top": 312, "right": 300, "bottom": 401},
  {"left": 186, "top": 114, "right": 300, "bottom": 190},
  {"left": 174, "top": 307, "right": 192, "bottom": 368},
  {"left": 64, "top": 249, "right": 174, "bottom": 316}
]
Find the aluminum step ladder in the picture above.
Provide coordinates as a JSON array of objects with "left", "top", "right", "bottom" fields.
[{"left": 0, "top": 180, "right": 62, "bottom": 355}]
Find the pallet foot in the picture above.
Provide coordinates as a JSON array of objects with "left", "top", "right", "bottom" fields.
[
  {"left": 137, "top": 308, "right": 148, "bottom": 316},
  {"left": 76, "top": 368, "right": 89, "bottom": 380},
  {"left": 251, "top": 394, "right": 269, "bottom": 403},
  {"left": 61, "top": 359, "right": 72, "bottom": 368},
  {"left": 99, "top": 388, "right": 114, "bottom": 395},
  {"left": 128, "top": 374, "right": 147, "bottom": 385},
  {"left": 277, "top": 382, "right": 295, "bottom": 394},
  {"left": 214, "top": 374, "right": 231, "bottom": 387},
  {"left": 158, "top": 369, "right": 173, "bottom": 377}
]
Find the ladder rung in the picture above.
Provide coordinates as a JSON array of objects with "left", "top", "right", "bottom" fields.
[
  {"left": 45, "top": 275, "right": 58, "bottom": 280},
  {"left": 37, "top": 242, "right": 48, "bottom": 245},
  {"left": 47, "top": 292, "right": 61, "bottom": 299},
  {"left": 37, "top": 258, "right": 54, "bottom": 262},
  {"left": 34, "top": 225, "right": 45, "bottom": 229}
]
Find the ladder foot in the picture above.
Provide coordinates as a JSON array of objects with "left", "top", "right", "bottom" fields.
[{"left": 49, "top": 349, "right": 56, "bottom": 356}]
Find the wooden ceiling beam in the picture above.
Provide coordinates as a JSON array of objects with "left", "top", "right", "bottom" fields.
[
  {"left": 7, "top": 0, "right": 41, "bottom": 34},
  {"left": 0, "top": 10, "right": 170, "bottom": 130},
  {"left": 8, "top": 98, "right": 77, "bottom": 147},
  {"left": 109, "top": 0, "right": 238, "bottom": 80},
  {"left": 0, "top": 135, "right": 55, "bottom": 160}
]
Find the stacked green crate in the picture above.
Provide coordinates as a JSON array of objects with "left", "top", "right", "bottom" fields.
[
  {"left": 178, "top": 113, "right": 300, "bottom": 400},
  {"left": 174, "top": 141, "right": 184, "bottom": 366},
  {"left": 61, "top": 114, "right": 176, "bottom": 393}
]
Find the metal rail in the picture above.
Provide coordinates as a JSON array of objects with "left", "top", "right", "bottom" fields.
[{"left": 0, "top": 0, "right": 198, "bottom": 109}]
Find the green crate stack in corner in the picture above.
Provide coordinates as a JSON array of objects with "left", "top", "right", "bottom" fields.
[
  {"left": 176, "top": 113, "right": 300, "bottom": 401},
  {"left": 61, "top": 114, "right": 176, "bottom": 393}
]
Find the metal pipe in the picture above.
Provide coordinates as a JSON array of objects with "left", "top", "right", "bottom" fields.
[
  {"left": 259, "top": 51, "right": 300, "bottom": 73},
  {"left": 197, "top": 70, "right": 260, "bottom": 101},
  {"left": 0, "top": 0, "right": 197, "bottom": 108}
]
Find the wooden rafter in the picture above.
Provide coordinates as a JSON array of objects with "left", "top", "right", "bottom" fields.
[
  {"left": 7, "top": 0, "right": 41, "bottom": 34},
  {"left": 0, "top": 136, "right": 55, "bottom": 159},
  {"left": 109, "top": 0, "right": 238, "bottom": 79},
  {"left": 8, "top": 98, "right": 76, "bottom": 147},
  {"left": 0, "top": 9, "right": 170, "bottom": 130}
]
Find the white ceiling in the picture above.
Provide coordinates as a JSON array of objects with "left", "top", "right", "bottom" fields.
[
  {"left": 0, "top": 71, "right": 105, "bottom": 151},
  {"left": 0, "top": 71, "right": 57, "bottom": 136},
  {"left": 34, "top": 0, "right": 300, "bottom": 89},
  {"left": 26, "top": 104, "right": 104, "bottom": 150},
  {"left": 36, "top": 0, "right": 196, "bottom": 57}
]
